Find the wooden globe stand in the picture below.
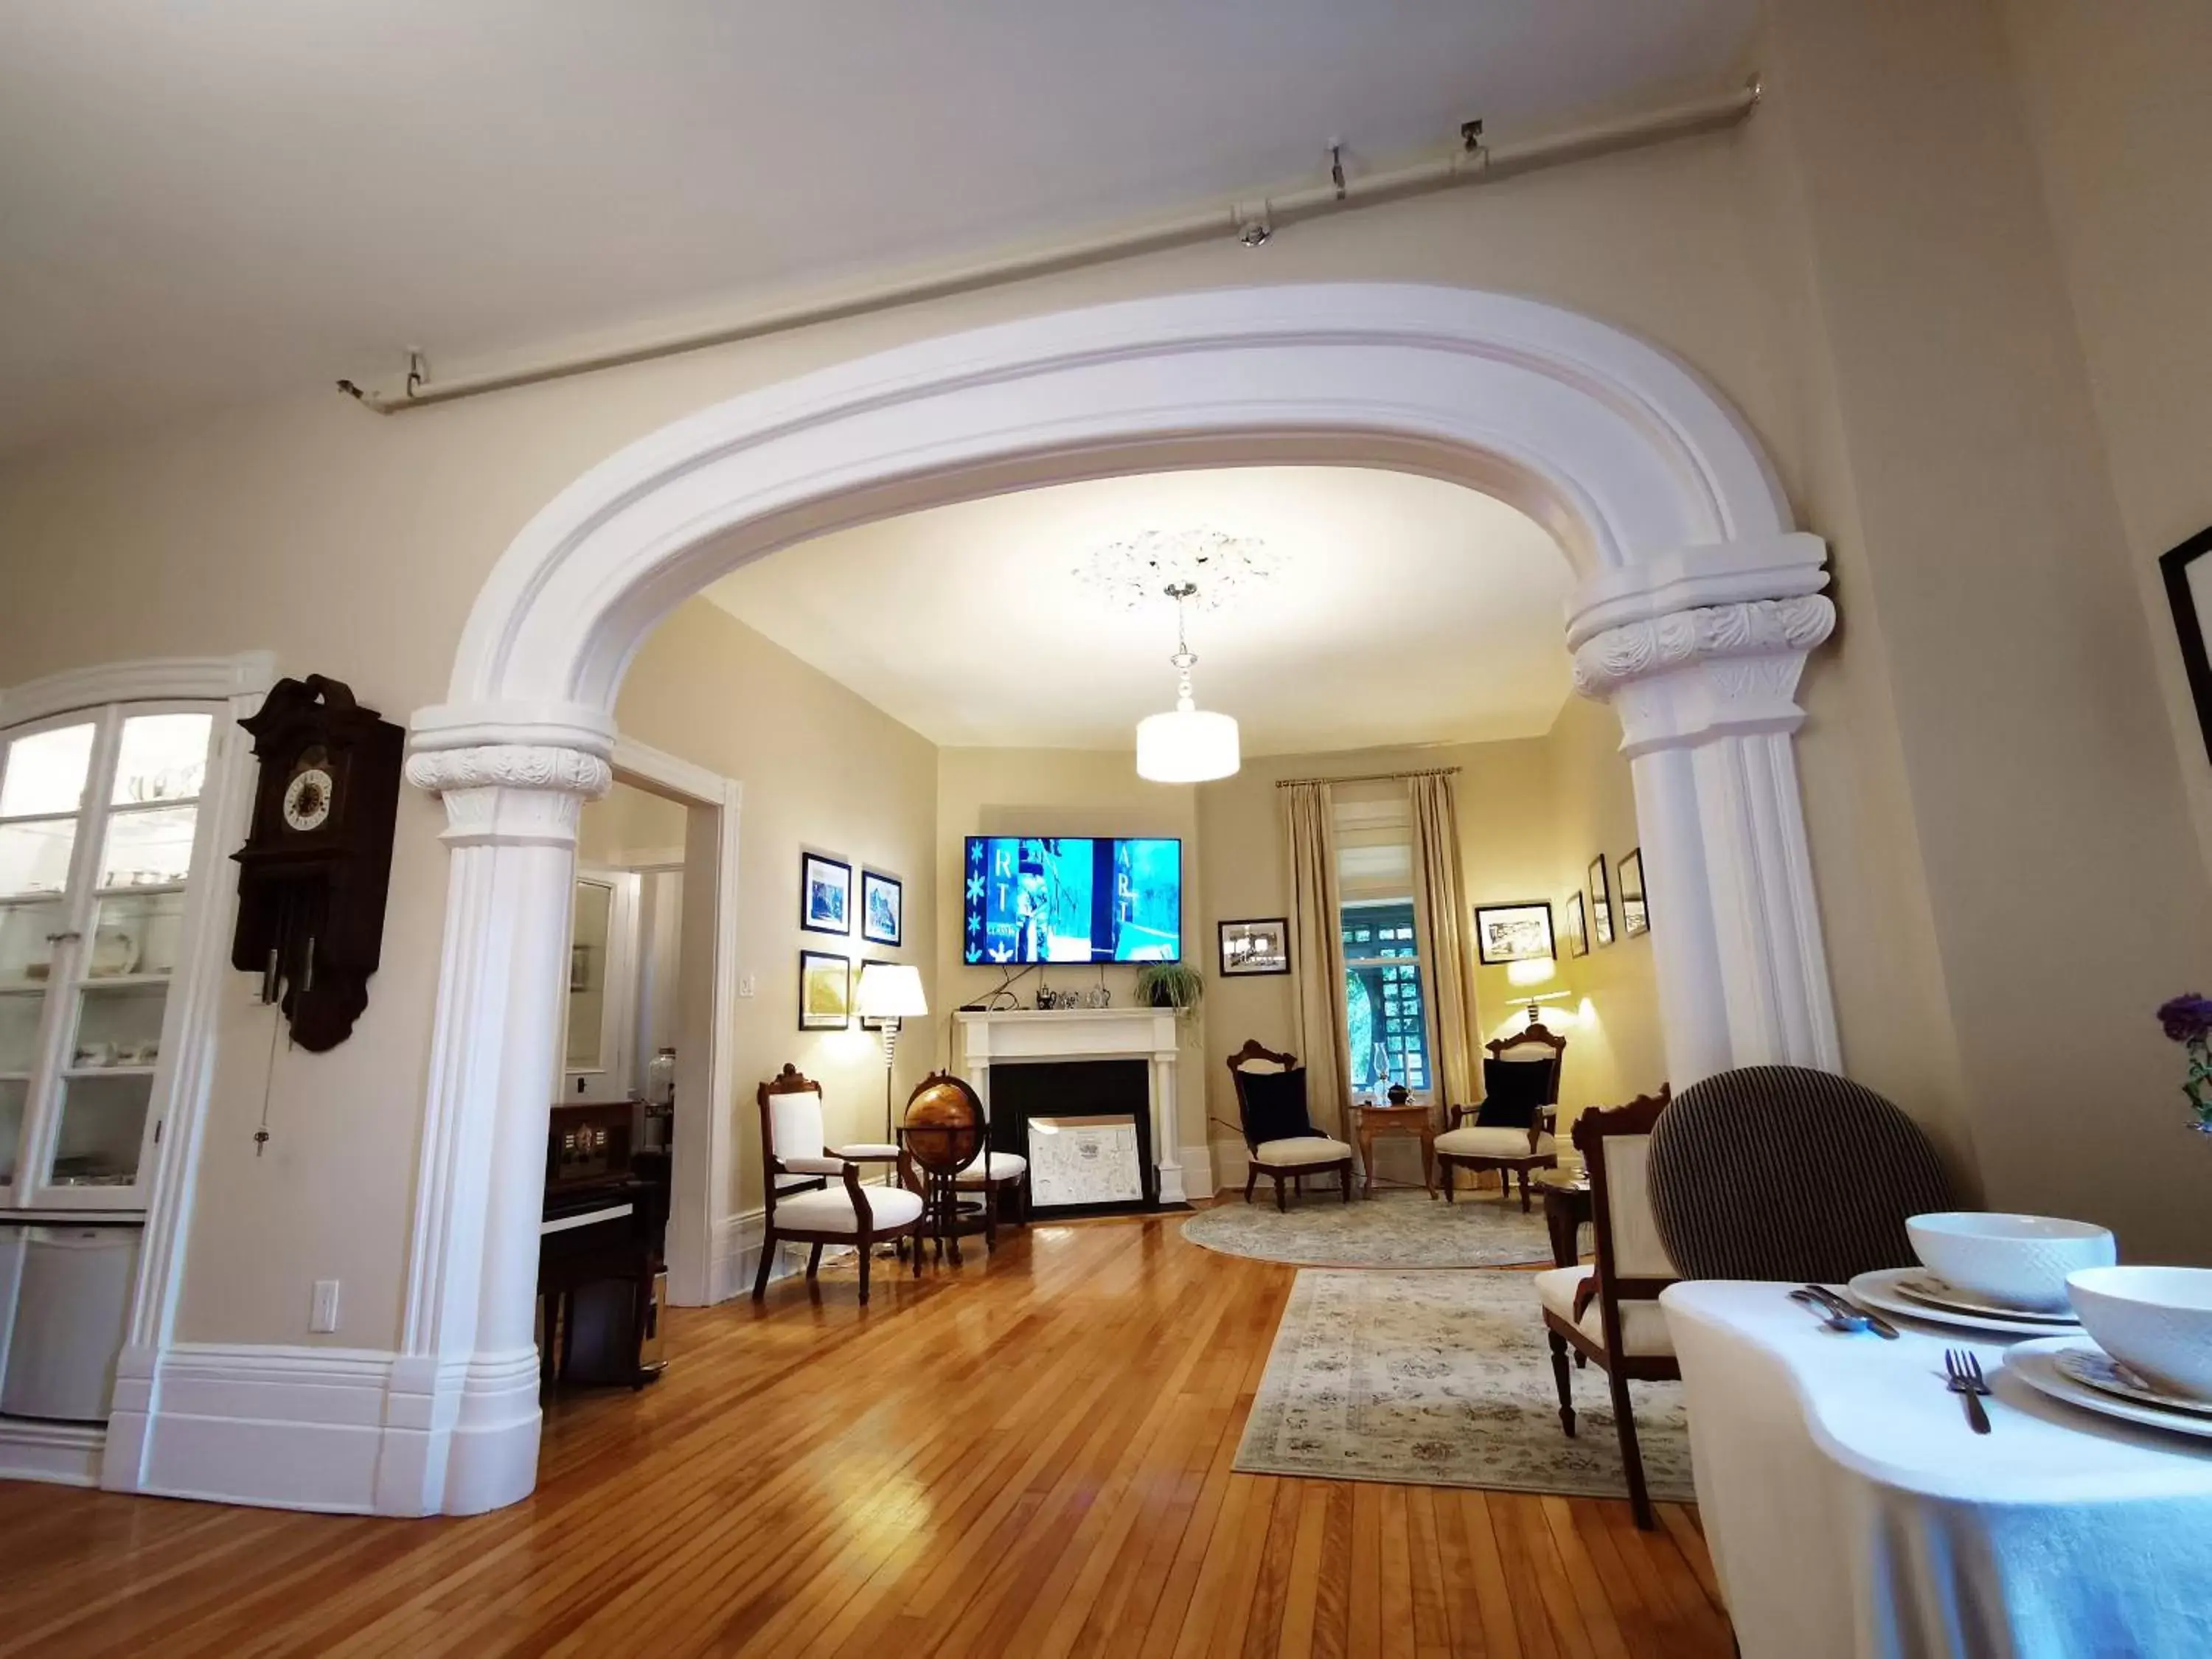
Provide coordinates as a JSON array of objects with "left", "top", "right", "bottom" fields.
[{"left": 899, "top": 1072, "right": 990, "bottom": 1265}]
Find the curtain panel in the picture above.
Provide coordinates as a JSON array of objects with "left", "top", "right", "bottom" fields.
[
  {"left": 1279, "top": 781, "right": 1352, "bottom": 1137},
  {"left": 1408, "top": 771, "right": 1480, "bottom": 1107}
]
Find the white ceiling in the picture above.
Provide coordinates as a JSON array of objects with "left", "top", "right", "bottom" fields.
[
  {"left": 0, "top": 1, "right": 1756, "bottom": 453},
  {"left": 705, "top": 466, "right": 1575, "bottom": 754}
]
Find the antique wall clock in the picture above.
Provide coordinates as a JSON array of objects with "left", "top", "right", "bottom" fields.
[{"left": 229, "top": 675, "right": 404, "bottom": 1051}]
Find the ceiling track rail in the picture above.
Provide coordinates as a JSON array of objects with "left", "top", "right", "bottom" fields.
[{"left": 338, "top": 77, "right": 1760, "bottom": 415}]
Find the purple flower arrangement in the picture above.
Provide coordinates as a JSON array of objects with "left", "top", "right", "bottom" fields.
[{"left": 2156, "top": 994, "right": 2212, "bottom": 1134}]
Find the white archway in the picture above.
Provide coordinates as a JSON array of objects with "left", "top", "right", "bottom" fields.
[{"left": 394, "top": 282, "right": 1837, "bottom": 1514}]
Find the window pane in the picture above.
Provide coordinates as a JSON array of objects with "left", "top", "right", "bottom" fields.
[
  {"left": 48, "top": 1072, "right": 151, "bottom": 1188},
  {"left": 91, "top": 891, "right": 187, "bottom": 978},
  {"left": 100, "top": 805, "right": 198, "bottom": 888},
  {"left": 0, "top": 992, "right": 43, "bottom": 1074},
  {"left": 0, "top": 819, "right": 78, "bottom": 899},
  {"left": 0, "top": 897, "right": 66, "bottom": 988},
  {"left": 73, "top": 981, "right": 167, "bottom": 1070},
  {"left": 112, "top": 713, "right": 213, "bottom": 805},
  {"left": 0, "top": 723, "right": 94, "bottom": 819}
]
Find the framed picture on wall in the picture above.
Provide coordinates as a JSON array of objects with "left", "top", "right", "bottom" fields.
[
  {"left": 2161, "top": 525, "right": 2212, "bottom": 765},
  {"left": 1565, "top": 891, "right": 1589, "bottom": 958},
  {"left": 1218, "top": 917, "right": 1290, "bottom": 976},
  {"left": 1589, "top": 855, "right": 1614, "bottom": 947},
  {"left": 801, "top": 852, "right": 852, "bottom": 936},
  {"left": 860, "top": 869, "right": 902, "bottom": 946},
  {"left": 1619, "top": 848, "right": 1649, "bottom": 937},
  {"left": 799, "top": 950, "right": 852, "bottom": 1029},
  {"left": 1473, "top": 901, "right": 1555, "bottom": 965}
]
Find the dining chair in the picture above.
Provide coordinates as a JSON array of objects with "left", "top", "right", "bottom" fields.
[
  {"left": 1225, "top": 1040, "right": 1354, "bottom": 1209},
  {"left": 1645, "top": 1065, "right": 1955, "bottom": 1284},
  {"left": 752, "top": 1064, "right": 928, "bottom": 1304},
  {"left": 1536, "top": 1085, "right": 1675, "bottom": 1528},
  {"left": 1434, "top": 1021, "right": 1567, "bottom": 1207}
]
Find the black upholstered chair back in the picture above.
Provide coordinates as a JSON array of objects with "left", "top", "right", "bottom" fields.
[{"left": 1646, "top": 1065, "right": 1955, "bottom": 1284}]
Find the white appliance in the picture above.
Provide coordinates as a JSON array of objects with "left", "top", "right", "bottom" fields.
[{"left": 1, "top": 1226, "right": 139, "bottom": 1422}]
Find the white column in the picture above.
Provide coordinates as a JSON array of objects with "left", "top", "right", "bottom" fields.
[
  {"left": 383, "top": 740, "right": 611, "bottom": 1516},
  {"left": 1150, "top": 1031, "right": 1185, "bottom": 1206},
  {"left": 1567, "top": 536, "right": 1841, "bottom": 1088}
]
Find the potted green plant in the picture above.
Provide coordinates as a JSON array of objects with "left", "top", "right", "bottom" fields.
[{"left": 1134, "top": 961, "right": 1204, "bottom": 1018}]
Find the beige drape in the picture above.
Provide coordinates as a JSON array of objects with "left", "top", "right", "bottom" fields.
[
  {"left": 1280, "top": 782, "right": 1352, "bottom": 1138},
  {"left": 1408, "top": 772, "right": 1480, "bottom": 1107}
]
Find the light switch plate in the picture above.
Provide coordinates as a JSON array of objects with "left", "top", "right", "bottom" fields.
[
  {"left": 737, "top": 975, "right": 757, "bottom": 998},
  {"left": 310, "top": 1279, "right": 341, "bottom": 1334}
]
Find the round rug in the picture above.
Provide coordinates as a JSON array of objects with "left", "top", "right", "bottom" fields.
[{"left": 1180, "top": 1187, "right": 1554, "bottom": 1269}]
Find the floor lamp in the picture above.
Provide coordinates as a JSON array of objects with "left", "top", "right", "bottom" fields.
[{"left": 855, "top": 962, "right": 930, "bottom": 1143}]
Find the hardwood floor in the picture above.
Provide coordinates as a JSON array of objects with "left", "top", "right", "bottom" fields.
[{"left": 0, "top": 1214, "right": 1732, "bottom": 1658}]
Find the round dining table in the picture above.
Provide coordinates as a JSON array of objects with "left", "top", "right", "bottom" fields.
[{"left": 1662, "top": 1280, "right": 2212, "bottom": 1659}]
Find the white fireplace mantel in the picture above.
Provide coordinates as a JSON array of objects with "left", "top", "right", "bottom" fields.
[{"left": 954, "top": 1007, "right": 1186, "bottom": 1206}]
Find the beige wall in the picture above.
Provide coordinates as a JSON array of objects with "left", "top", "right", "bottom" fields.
[
  {"left": 577, "top": 779, "right": 689, "bottom": 865},
  {"left": 613, "top": 599, "right": 939, "bottom": 1222},
  {"left": 2000, "top": 0, "right": 2212, "bottom": 875},
  {"left": 4, "top": 10, "right": 2211, "bottom": 1352}
]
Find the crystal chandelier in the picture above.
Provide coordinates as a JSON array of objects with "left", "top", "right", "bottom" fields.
[{"left": 1135, "top": 582, "right": 1240, "bottom": 782}]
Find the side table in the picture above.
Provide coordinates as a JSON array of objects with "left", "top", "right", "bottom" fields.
[
  {"left": 1535, "top": 1169, "right": 1592, "bottom": 1267},
  {"left": 1352, "top": 1102, "right": 1437, "bottom": 1198}
]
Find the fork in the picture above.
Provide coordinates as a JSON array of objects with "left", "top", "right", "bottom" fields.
[{"left": 1944, "top": 1348, "right": 1993, "bottom": 1433}]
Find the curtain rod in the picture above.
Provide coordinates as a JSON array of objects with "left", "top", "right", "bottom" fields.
[{"left": 1273, "top": 766, "right": 1460, "bottom": 789}]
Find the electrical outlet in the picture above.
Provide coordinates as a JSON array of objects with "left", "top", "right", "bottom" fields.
[
  {"left": 737, "top": 975, "right": 757, "bottom": 998},
  {"left": 310, "top": 1279, "right": 341, "bottom": 1334}
]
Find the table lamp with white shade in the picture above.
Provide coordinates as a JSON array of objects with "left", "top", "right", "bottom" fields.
[
  {"left": 1506, "top": 957, "right": 1576, "bottom": 1028},
  {"left": 855, "top": 961, "right": 930, "bottom": 1142}
]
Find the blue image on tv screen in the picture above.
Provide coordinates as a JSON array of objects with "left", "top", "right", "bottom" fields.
[{"left": 963, "top": 836, "right": 1181, "bottom": 964}]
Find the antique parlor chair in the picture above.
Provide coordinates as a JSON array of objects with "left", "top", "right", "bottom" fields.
[
  {"left": 1537, "top": 1087, "right": 1676, "bottom": 1529},
  {"left": 1225, "top": 1040, "right": 1354, "bottom": 1210},
  {"left": 1434, "top": 1021, "right": 1568, "bottom": 1208},
  {"left": 753, "top": 1064, "right": 927, "bottom": 1304}
]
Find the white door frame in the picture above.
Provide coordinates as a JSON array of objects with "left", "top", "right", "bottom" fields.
[
  {"left": 604, "top": 737, "right": 741, "bottom": 1309},
  {"left": 397, "top": 282, "right": 1840, "bottom": 1514}
]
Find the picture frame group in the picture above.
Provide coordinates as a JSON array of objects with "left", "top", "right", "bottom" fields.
[
  {"left": 797, "top": 852, "right": 906, "bottom": 1029},
  {"left": 1569, "top": 846, "right": 1648, "bottom": 954}
]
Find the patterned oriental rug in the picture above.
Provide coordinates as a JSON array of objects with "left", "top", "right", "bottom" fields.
[
  {"left": 1181, "top": 1187, "right": 1554, "bottom": 1269},
  {"left": 1235, "top": 1268, "right": 1696, "bottom": 1503}
]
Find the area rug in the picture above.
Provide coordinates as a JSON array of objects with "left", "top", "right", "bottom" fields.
[
  {"left": 1182, "top": 1188, "right": 1553, "bottom": 1268},
  {"left": 1234, "top": 1269, "right": 1695, "bottom": 1502}
]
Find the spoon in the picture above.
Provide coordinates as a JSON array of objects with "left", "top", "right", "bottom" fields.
[{"left": 1790, "top": 1286, "right": 1877, "bottom": 1335}]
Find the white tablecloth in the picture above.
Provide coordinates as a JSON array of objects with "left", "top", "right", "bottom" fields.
[{"left": 1662, "top": 1281, "right": 2212, "bottom": 1659}]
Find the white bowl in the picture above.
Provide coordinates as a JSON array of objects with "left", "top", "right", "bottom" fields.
[
  {"left": 1906, "top": 1212, "right": 2115, "bottom": 1312},
  {"left": 2068, "top": 1267, "right": 2212, "bottom": 1401}
]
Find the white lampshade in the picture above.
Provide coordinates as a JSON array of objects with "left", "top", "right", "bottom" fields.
[
  {"left": 855, "top": 961, "right": 928, "bottom": 1020},
  {"left": 1135, "top": 706, "right": 1240, "bottom": 783},
  {"left": 1506, "top": 959, "right": 1557, "bottom": 989}
]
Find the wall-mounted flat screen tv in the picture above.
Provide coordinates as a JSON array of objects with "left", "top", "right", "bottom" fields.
[{"left": 963, "top": 836, "right": 1182, "bottom": 964}]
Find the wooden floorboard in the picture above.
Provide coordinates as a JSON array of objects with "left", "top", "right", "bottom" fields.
[{"left": 0, "top": 1213, "right": 1731, "bottom": 1657}]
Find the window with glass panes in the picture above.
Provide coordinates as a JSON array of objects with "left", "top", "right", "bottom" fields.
[
  {"left": 1340, "top": 898, "right": 1431, "bottom": 1099},
  {"left": 0, "top": 704, "right": 219, "bottom": 1205}
]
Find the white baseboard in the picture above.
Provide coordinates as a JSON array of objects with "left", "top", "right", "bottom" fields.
[
  {"left": 1178, "top": 1143, "right": 1214, "bottom": 1203},
  {"left": 0, "top": 1417, "right": 105, "bottom": 1486}
]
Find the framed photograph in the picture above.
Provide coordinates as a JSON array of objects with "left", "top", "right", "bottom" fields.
[
  {"left": 1589, "top": 855, "right": 1614, "bottom": 947},
  {"left": 860, "top": 869, "right": 902, "bottom": 947},
  {"left": 1217, "top": 917, "right": 1290, "bottom": 977},
  {"left": 1473, "top": 901, "right": 1555, "bottom": 965},
  {"left": 798, "top": 950, "right": 851, "bottom": 1030},
  {"left": 800, "top": 852, "right": 852, "bottom": 936},
  {"left": 2161, "top": 525, "right": 2212, "bottom": 765},
  {"left": 1565, "top": 891, "right": 1589, "bottom": 958},
  {"left": 1619, "top": 848, "right": 1649, "bottom": 938}
]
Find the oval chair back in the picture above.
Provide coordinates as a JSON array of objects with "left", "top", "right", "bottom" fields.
[{"left": 1646, "top": 1065, "right": 1955, "bottom": 1284}]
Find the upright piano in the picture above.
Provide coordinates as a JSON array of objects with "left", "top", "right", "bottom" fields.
[{"left": 540, "top": 1099, "right": 669, "bottom": 1390}]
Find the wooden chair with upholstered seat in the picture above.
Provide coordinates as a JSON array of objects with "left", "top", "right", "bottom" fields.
[
  {"left": 1537, "top": 1085, "right": 1674, "bottom": 1528},
  {"left": 1646, "top": 1065, "right": 1955, "bottom": 1284},
  {"left": 1435, "top": 1021, "right": 1567, "bottom": 1208},
  {"left": 1225, "top": 1040, "right": 1354, "bottom": 1210},
  {"left": 753, "top": 1064, "right": 928, "bottom": 1304}
]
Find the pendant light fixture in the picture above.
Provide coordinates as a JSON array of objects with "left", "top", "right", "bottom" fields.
[{"left": 1135, "top": 582, "right": 1241, "bottom": 782}]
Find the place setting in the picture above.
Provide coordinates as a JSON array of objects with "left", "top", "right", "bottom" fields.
[{"left": 1827, "top": 1210, "right": 2212, "bottom": 1441}]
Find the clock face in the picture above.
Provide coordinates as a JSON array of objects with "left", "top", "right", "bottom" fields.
[{"left": 282, "top": 766, "right": 335, "bottom": 832}]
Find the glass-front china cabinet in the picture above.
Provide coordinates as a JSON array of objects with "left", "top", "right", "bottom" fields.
[{"left": 0, "top": 703, "right": 221, "bottom": 1212}]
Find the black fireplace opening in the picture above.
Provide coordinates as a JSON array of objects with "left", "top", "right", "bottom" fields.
[{"left": 988, "top": 1058, "right": 1158, "bottom": 1216}]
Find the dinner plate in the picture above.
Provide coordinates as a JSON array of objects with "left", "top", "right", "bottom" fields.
[
  {"left": 2006, "top": 1337, "right": 2212, "bottom": 1439},
  {"left": 1891, "top": 1270, "right": 2078, "bottom": 1325},
  {"left": 2051, "top": 1346, "right": 2212, "bottom": 1419},
  {"left": 1846, "top": 1267, "right": 2081, "bottom": 1337}
]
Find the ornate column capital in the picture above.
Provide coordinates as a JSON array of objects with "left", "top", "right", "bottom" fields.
[
  {"left": 404, "top": 742, "right": 612, "bottom": 848},
  {"left": 1572, "top": 595, "right": 1836, "bottom": 756}
]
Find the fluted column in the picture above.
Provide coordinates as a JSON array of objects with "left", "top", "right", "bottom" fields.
[
  {"left": 1566, "top": 536, "right": 1842, "bottom": 1087},
  {"left": 382, "top": 738, "right": 611, "bottom": 1515}
]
